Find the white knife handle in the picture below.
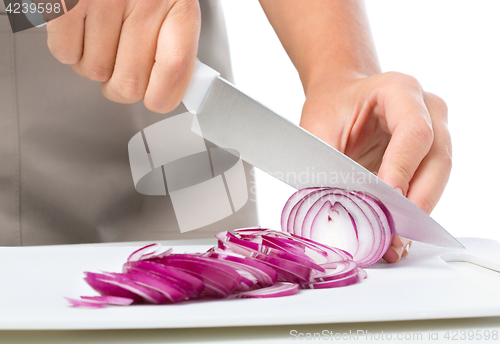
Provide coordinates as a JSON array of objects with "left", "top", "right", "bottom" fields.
[{"left": 182, "top": 61, "right": 220, "bottom": 114}]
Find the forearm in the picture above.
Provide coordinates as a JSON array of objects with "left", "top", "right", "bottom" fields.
[{"left": 259, "top": 0, "right": 381, "bottom": 94}]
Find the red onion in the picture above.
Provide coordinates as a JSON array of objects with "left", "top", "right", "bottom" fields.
[
  {"left": 229, "top": 282, "right": 299, "bottom": 299},
  {"left": 281, "top": 188, "right": 394, "bottom": 267},
  {"left": 65, "top": 296, "right": 134, "bottom": 308},
  {"left": 301, "top": 273, "right": 360, "bottom": 290},
  {"left": 123, "top": 260, "right": 204, "bottom": 298},
  {"left": 68, "top": 219, "right": 372, "bottom": 306},
  {"left": 127, "top": 244, "right": 172, "bottom": 262}
]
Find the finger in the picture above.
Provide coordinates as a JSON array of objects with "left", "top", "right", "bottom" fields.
[
  {"left": 377, "top": 87, "right": 434, "bottom": 196},
  {"left": 101, "top": 1, "right": 172, "bottom": 104},
  {"left": 71, "top": 1, "right": 125, "bottom": 83},
  {"left": 401, "top": 241, "right": 412, "bottom": 257},
  {"left": 46, "top": 2, "right": 85, "bottom": 65},
  {"left": 406, "top": 92, "right": 452, "bottom": 214},
  {"left": 143, "top": 0, "right": 201, "bottom": 113},
  {"left": 382, "top": 236, "right": 412, "bottom": 263}
]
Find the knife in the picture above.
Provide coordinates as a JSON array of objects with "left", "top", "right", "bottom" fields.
[{"left": 182, "top": 61, "right": 463, "bottom": 248}]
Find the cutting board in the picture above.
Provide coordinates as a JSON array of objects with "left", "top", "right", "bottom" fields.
[{"left": 1, "top": 237, "right": 499, "bottom": 330}]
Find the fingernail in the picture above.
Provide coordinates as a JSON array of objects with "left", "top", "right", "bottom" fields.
[
  {"left": 400, "top": 238, "right": 411, "bottom": 247},
  {"left": 402, "top": 241, "right": 412, "bottom": 258},
  {"left": 394, "top": 245, "right": 405, "bottom": 259},
  {"left": 393, "top": 236, "right": 404, "bottom": 248},
  {"left": 385, "top": 238, "right": 412, "bottom": 263},
  {"left": 384, "top": 246, "right": 401, "bottom": 263},
  {"left": 401, "top": 241, "right": 411, "bottom": 257},
  {"left": 405, "top": 241, "right": 412, "bottom": 252},
  {"left": 395, "top": 187, "right": 404, "bottom": 196}
]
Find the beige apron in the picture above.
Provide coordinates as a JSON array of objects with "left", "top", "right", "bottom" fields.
[{"left": 0, "top": 1, "right": 258, "bottom": 246}]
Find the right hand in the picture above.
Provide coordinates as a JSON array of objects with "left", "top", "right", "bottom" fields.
[
  {"left": 46, "top": 0, "right": 200, "bottom": 113},
  {"left": 300, "top": 72, "right": 451, "bottom": 263}
]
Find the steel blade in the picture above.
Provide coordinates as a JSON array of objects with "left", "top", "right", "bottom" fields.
[{"left": 196, "top": 77, "right": 463, "bottom": 248}]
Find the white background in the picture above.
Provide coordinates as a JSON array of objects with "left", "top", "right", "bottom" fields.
[{"left": 221, "top": 0, "right": 500, "bottom": 242}]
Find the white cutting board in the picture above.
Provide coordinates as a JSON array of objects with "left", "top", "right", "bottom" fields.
[{"left": 0, "top": 237, "right": 499, "bottom": 330}]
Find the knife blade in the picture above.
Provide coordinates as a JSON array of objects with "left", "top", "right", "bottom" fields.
[{"left": 182, "top": 61, "right": 463, "bottom": 248}]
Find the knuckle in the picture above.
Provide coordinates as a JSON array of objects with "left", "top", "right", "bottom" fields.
[
  {"left": 111, "top": 76, "right": 148, "bottom": 102},
  {"left": 144, "top": 95, "right": 180, "bottom": 114},
  {"left": 50, "top": 50, "right": 80, "bottom": 65},
  {"left": 442, "top": 146, "right": 453, "bottom": 172},
  {"left": 177, "top": 0, "right": 201, "bottom": 15},
  {"left": 426, "top": 92, "right": 449, "bottom": 120},
  {"left": 444, "top": 155, "right": 453, "bottom": 173},
  {"left": 417, "top": 197, "right": 434, "bottom": 215},
  {"left": 163, "top": 54, "right": 192, "bottom": 78},
  {"left": 429, "top": 93, "right": 448, "bottom": 112},
  {"left": 383, "top": 71, "right": 422, "bottom": 91},
  {"left": 393, "top": 163, "right": 413, "bottom": 186},
  {"left": 83, "top": 65, "right": 113, "bottom": 82},
  {"left": 47, "top": 40, "right": 80, "bottom": 65},
  {"left": 411, "top": 119, "right": 434, "bottom": 148}
]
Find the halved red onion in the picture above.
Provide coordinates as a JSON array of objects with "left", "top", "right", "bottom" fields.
[{"left": 281, "top": 188, "right": 394, "bottom": 267}]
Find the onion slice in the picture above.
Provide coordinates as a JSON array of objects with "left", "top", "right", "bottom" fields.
[
  {"left": 65, "top": 296, "right": 134, "bottom": 307},
  {"left": 230, "top": 282, "right": 299, "bottom": 299},
  {"left": 301, "top": 272, "right": 360, "bottom": 289}
]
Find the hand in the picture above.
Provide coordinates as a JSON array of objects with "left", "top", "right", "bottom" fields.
[
  {"left": 300, "top": 72, "right": 452, "bottom": 263},
  {"left": 46, "top": 0, "right": 200, "bottom": 113}
]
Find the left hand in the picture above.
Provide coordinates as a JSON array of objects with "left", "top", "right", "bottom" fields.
[{"left": 300, "top": 71, "right": 452, "bottom": 263}]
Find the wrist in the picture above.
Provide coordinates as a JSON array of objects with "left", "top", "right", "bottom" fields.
[{"left": 302, "top": 72, "right": 367, "bottom": 99}]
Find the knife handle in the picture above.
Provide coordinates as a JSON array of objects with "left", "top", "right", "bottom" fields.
[{"left": 182, "top": 61, "right": 220, "bottom": 114}]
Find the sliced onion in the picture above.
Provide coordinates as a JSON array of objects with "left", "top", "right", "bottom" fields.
[
  {"left": 69, "top": 204, "right": 374, "bottom": 307},
  {"left": 123, "top": 260, "right": 204, "bottom": 298},
  {"left": 156, "top": 255, "right": 242, "bottom": 297},
  {"left": 127, "top": 243, "right": 172, "bottom": 262},
  {"left": 122, "top": 269, "right": 189, "bottom": 303},
  {"left": 310, "top": 261, "right": 359, "bottom": 282},
  {"left": 230, "top": 282, "right": 299, "bottom": 299},
  {"left": 205, "top": 253, "right": 278, "bottom": 288},
  {"left": 217, "top": 231, "right": 324, "bottom": 273},
  {"left": 84, "top": 272, "right": 167, "bottom": 304},
  {"left": 358, "top": 268, "right": 368, "bottom": 280},
  {"left": 301, "top": 272, "right": 360, "bottom": 289},
  {"left": 216, "top": 233, "right": 313, "bottom": 283},
  {"left": 65, "top": 296, "right": 134, "bottom": 307}
]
